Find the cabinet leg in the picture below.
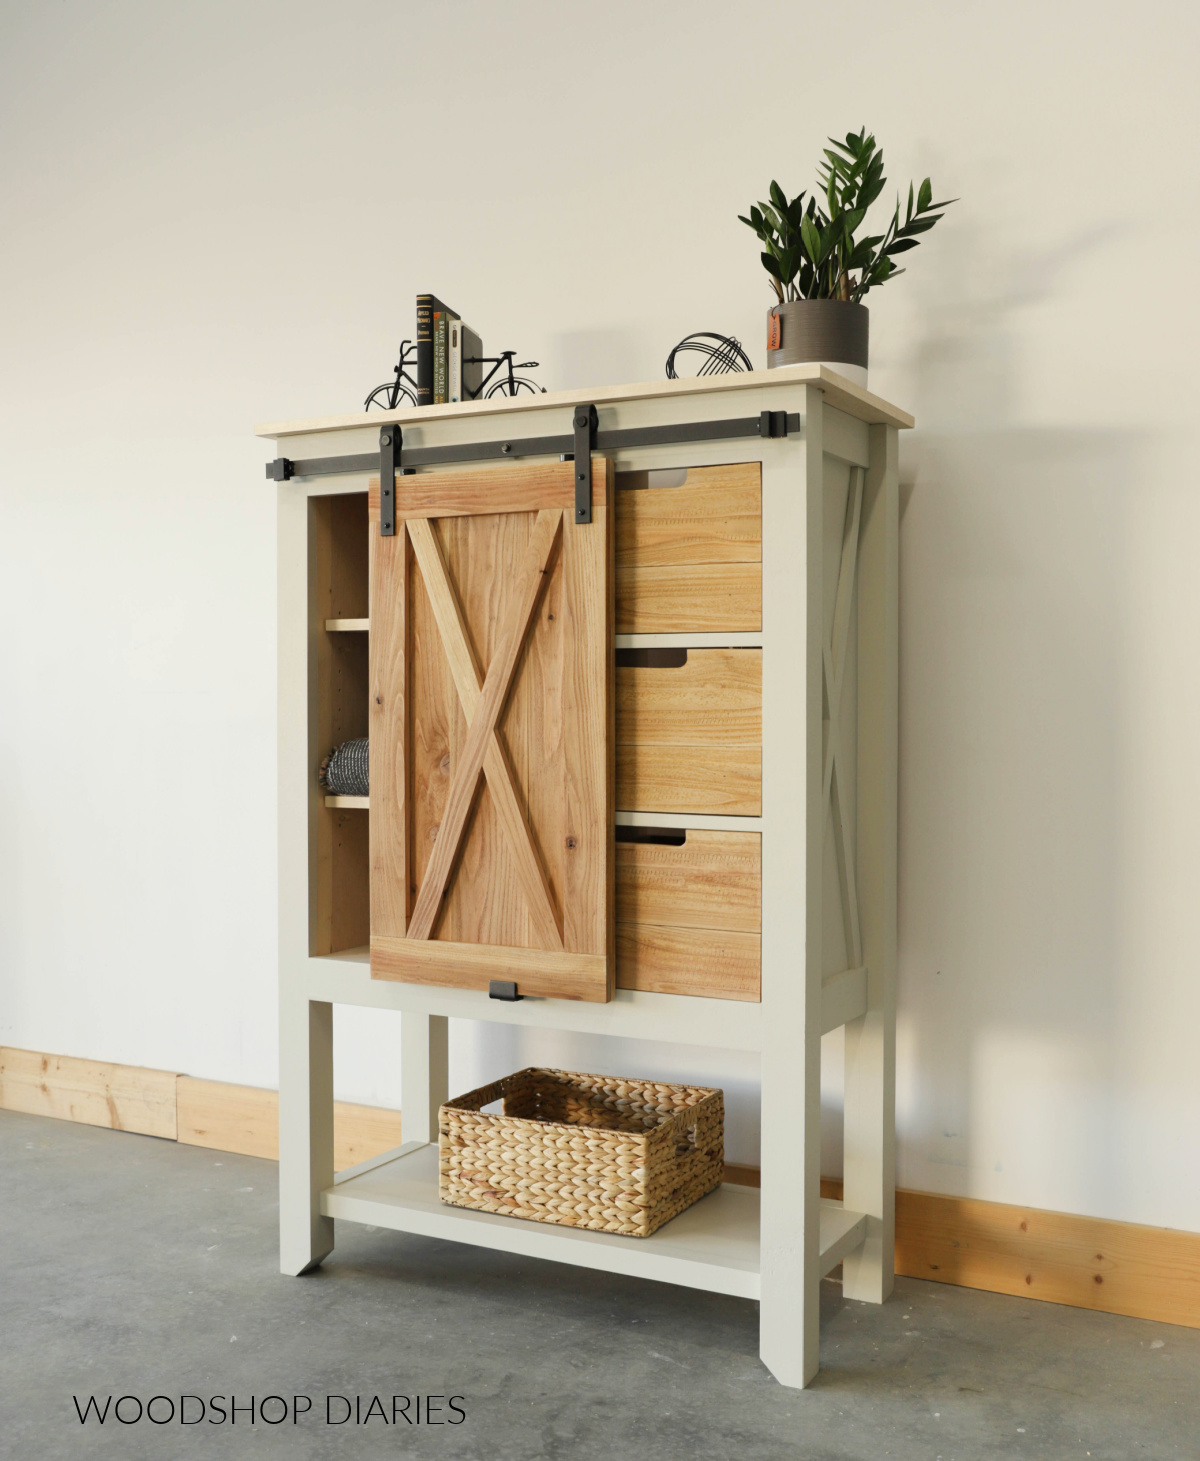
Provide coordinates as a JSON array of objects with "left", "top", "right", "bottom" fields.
[
  {"left": 401, "top": 1012, "right": 449, "bottom": 1144},
  {"left": 758, "top": 402, "right": 824, "bottom": 1389},
  {"left": 758, "top": 1142, "right": 822, "bottom": 1388},
  {"left": 279, "top": 997, "right": 334, "bottom": 1275},
  {"left": 842, "top": 422, "right": 898, "bottom": 1305},
  {"left": 841, "top": 1006, "right": 895, "bottom": 1303}
]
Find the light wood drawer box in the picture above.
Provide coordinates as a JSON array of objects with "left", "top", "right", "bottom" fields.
[
  {"left": 616, "top": 829, "right": 760, "bottom": 1001},
  {"left": 616, "top": 648, "right": 761, "bottom": 816},
  {"left": 615, "top": 462, "right": 761, "bottom": 633}
]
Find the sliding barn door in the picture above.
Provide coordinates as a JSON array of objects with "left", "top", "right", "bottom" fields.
[{"left": 369, "top": 458, "right": 615, "bottom": 1002}]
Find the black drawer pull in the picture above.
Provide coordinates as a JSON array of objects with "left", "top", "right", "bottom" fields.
[
  {"left": 616, "top": 647, "right": 687, "bottom": 669},
  {"left": 615, "top": 826, "right": 686, "bottom": 847}
]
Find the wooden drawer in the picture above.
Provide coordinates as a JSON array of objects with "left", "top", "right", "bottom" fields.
[
  {"left": 616, "top": 648, "right": 761, "bottom": 815},
  {"left": 616, "top": 463, "right": 761, "bottom": 633},
  {"left": 616, "top": 829, "right": 760, "bottom": 1001}
]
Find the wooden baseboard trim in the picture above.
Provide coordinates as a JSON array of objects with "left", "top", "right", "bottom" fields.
[
  {"left": 176, "top": 1075, "right": 404, "bottom": 1173},
  {"left": 3, "top": 1044, "right": 1197, "bottom": 1331},
  {"left": 0, "top": 1046, "right": 177, "bottom": 1139},
  {"left": 893, "top": 1188, "right": 1200, "bottom": 1329}
]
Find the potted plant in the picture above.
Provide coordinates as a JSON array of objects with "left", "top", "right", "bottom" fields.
[{"left": 739, "top": 129, "right": 955, "bottom": 386}]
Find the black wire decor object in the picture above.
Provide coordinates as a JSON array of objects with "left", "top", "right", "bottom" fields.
[
  {"left": 665, "top": 332, "right": 753, "bottom": 380},
  {"left": 319, "top": 738, "right": 369, "bottom": 797}
]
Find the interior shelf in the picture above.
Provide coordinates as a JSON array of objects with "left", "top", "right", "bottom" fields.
[
  {"left": 615, "top": 632, "right": 763, "bottom": 649},
  {"left": 322, "top": 623, "right": 767, "bottom": 648},
  {"left": 322, "top": 798, "right": 763, "bottom": 834},
  {"left": 322, "top": 1142, "right": 865, "bottom": 1300}
]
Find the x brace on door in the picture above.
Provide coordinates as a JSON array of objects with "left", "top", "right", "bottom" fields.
[
  {"left": 404, "top": 508, "right": 563, "bottom": 946},
  {"left": 405, "top": 516, "right": 563, "bottom": 952}
]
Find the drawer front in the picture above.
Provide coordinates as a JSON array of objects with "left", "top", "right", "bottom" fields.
[
  {"left": 616, "top": 830, "right": 761, "bottom": 1001},
  {"left": 616, "top": 648, "right": 761, "bottom": 816},
  {"left": 616, "top": 463, "right": 761, "bottom": 633}
]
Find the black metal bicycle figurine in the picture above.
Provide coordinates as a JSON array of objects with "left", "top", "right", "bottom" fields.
[
  {"left": 364, "top": 341, "right": 419, "bottom": 410},
  {"left": 365, "top": 341, "right": 545, "bottom": 409},
  {"left": 466, "top": 350, "right": 546, "bottom": 398}
]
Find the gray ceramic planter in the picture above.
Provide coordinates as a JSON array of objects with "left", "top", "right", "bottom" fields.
[{"left": 767, "top": 300, "right": 869, "bottom": 386}]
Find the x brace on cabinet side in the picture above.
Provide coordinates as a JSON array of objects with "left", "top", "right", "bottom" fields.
[{"left": 264, "top": 408, "right": 797, "bottom": 537}]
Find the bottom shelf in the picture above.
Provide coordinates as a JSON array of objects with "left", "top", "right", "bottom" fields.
[{"left": 322, "top": 1142, "right": 866, "bottom": 1301}]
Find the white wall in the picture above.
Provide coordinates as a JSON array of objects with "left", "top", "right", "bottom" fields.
[{"left": 2, "top": 0, "right": 1197, "bottom": 1231}]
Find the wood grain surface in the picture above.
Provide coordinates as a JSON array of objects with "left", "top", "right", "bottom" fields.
[
  {"left": 615, "top": 922, "right": 761, "bottom": 1001},
  {"left": 614, "top": 462, "right": 761, "bottom": 633},
  {"left": 407, "top": 516, "right": 562, "bottom": 950},
  {"left": 177, "top": 1076, "right": 404, "bottom": 1172},
  {"left": 370, "top": 935, "right": 609, "bottom": 1002},
  {"left": 405, "top": 508, "right": 562, "bottom": 941},
  {"left": 616, "top": 830, "right": 760, "bottom": 933},
  {"left": 616, "top": 463, "right": 761, "bottom": 567},
  {"left": 0, "top": 1047, "right": 177, "bottom": 1139},
  {"left": 617, "top": 649, "right": 761, "bottom": 743},
  {"left": 368, "top": 460, "right": 606, "bottom": 522},
  {"left": 369, "top": 459, "right": 614, "bottom": 1000},
  {"left": 314, "top": 493, "right": 372, "bottom": 954},
  {"left": 894, "top": 1189, "right": 1200, "bottom": 1328},
  {"left": 616, "top": 563, "right": 762, "bottom": 634},
  {"left": 369, "top": 518, "right": 408, "bottom": 941},
  {"left": 617, "top": 744, "right": 762, "bottom": 815}
]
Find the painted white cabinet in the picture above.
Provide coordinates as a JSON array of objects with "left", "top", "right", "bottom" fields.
[{"left": 260, "top": 364, "right": 908, "bottom": 1388}]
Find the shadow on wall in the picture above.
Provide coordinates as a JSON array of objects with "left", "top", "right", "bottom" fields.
[
  {"left": 897, "top": 426, "right": 1145, "bottom": 1200},
  {"left": 890, "top": 208, "right": 1156, "bottom": 1212}
]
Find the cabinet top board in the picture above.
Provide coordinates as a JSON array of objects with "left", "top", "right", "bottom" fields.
[{"left": 255, "top": 363, "right": 914, "bottom": 440}]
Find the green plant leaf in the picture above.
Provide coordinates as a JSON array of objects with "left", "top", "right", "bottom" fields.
[
  {"left": 899, "top": 215, "right": 942, "bottom": 235},
  {"left": 840, "top": 206, "right": 866, "bottom": 239},
  {"left": 741, "top": 134, "right": 952, "bottom": 304},
  {"left": 801, "top": 215, "right": 822, "bottom": 265},
  {"left": 786, "top": 193, "right": 808, "bottom": 229},
  {"left": 847, "top": 236, "right": 883, "bottom": 268}
]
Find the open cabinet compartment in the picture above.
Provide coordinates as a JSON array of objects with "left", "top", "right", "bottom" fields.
[{"left": 311, "top": 491, "right": 370, "bottom": 956}]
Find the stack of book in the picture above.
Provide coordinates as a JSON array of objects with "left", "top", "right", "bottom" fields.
[{"left": 415, "top": 294, "right": 482, "bottom": 406}]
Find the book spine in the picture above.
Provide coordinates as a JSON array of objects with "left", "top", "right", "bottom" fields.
[
  {"left": 434, "top": 311, "right": 448, "bottom": 405},
  {"left": 449, "top": 320, "right": 461, "bottom": 403},
  {"left": 416, "top": 294, "right": 434, "bottom": 406}
]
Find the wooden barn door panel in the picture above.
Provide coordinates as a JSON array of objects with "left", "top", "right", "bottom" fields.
[{"left": 369, "top": 459, "right": 614, "bottom": 1002}]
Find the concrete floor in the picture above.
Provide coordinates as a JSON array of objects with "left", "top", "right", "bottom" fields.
[{"left": 1, "top": 1110, "right": 1196, "bottom": 1461}]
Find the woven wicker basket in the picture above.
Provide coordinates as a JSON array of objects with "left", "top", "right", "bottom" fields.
[{"left": 438, "top": 1067, "right": 724, "bottom": 1238}]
